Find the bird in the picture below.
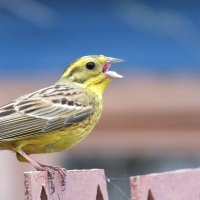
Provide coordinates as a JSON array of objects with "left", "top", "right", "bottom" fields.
[{"left": 0, "top": 55, "right": 123, "bottom": 175}]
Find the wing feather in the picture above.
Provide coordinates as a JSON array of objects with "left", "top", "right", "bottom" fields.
[{"left": 0, "top": 83, "right": 95, "bottom": 142}]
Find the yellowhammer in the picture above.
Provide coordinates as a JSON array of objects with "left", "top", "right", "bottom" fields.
[{"left": 0, "top": 55, "right": 123, "bottom": 174}]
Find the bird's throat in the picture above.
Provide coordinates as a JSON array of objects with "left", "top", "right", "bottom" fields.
[{"left": 85, "top": 76, "right": 112, "bottom": 97}]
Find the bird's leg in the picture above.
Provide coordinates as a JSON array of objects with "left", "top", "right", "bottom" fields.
[
  {"left": 17, "top": 150, "right": 44, "bottom": 171},
  {"left": 17, "top": 150, "right": 66, "bottom": 176}
]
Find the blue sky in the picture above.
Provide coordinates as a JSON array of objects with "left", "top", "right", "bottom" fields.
[{"left": 0, "top": 0, "right": 200, "bottom": 76}]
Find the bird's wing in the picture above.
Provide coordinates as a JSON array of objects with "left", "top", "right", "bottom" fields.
[{"left": 0, "top": 84, "right": 95, "bottom": 142}]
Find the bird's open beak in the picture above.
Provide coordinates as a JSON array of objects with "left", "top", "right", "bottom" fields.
[{"left": 102, "top": 57, "right": 124, "bottom": 79}]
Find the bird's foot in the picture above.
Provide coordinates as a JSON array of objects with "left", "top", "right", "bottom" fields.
[
  {"left": 34, "top": 162, "right": 67, "bottom": 193},
  {"left": 36, "top": 162, "right": 66, "bottom": 177}
]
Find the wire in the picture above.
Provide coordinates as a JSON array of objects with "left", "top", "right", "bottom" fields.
[{"left": 106, "top": 177, "right": 131, "bottom": 200}]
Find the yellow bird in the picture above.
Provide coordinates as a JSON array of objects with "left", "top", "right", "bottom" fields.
[{"left": 0, "top": 55, "right": 123, "bottom": 174}]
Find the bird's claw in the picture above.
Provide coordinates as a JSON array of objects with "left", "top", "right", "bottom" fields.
[{"left": 36, "top": 162, "right": 66, "bottom": 177}]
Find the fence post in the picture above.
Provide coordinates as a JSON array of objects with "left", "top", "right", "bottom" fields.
[
  {"left": 24, "top": 169, "right": 109, "bottom": 200},
  {"left": 130, "top": 168, "right": 200, "bottom": 200}
]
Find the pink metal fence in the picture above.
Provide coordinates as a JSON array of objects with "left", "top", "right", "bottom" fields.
[
  {"left": 130, "top": 168, "right": 200, "bottom": 200},
  {"left": 24, "top": 168, "right": 200, "bottom": 200},
  {"left": 24, "top": 169, "right": 108, "bottom": 200}
]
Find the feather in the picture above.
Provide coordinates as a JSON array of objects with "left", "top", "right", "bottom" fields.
[{"left": 0, "top": 83, "right": 94, "bottom": 142}]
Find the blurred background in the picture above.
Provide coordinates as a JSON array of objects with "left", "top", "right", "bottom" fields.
[{"left": 1, "top": 0, "right": 200, "bottom": 199}]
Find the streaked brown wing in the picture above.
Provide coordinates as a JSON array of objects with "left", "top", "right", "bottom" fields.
[{"left": 0, "top": 84, "right": 94, "bottom": 142}]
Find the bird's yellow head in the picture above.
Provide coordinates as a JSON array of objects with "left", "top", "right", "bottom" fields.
[{"left": 59, "top": 55, "right": 123, "bottom": 95}]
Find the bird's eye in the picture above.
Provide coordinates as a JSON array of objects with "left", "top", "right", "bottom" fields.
[{"left": 86, "top": 62, "right": 95, "bottom": 70}]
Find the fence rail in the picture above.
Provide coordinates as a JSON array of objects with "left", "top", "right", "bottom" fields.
[
  {"left": 24, "top": 169, "right": 108, "bottom": 200},
  {"left": 130, "top": 168, "right": 200, "bottom": 200},
  {"left": 24, "top": 168, "right": 200, "bottom": 200}
]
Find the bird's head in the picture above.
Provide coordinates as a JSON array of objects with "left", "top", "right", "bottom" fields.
[{"left": 59, "top": 55, "right": 123, "bottom": 95}]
